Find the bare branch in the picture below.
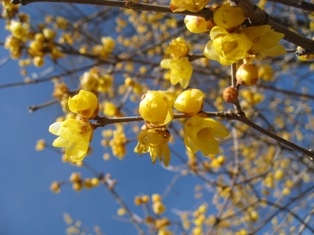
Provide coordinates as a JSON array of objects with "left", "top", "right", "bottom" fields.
[{"left": 267, "top": 0, "right": 314, "bottom": 12}]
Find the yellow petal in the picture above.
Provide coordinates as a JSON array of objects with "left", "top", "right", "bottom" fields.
[
  {"left": 49, "top": 122, "right": 62, "bottom": 135},
  {"left": 261, "top": 44, "right": 286, "bottom": 57},
  {"left": 210, "top": 26, "right": 228, "bottom": 40},
  {"left": 204, "top": 40, "right": 220, "bottom": 62}
]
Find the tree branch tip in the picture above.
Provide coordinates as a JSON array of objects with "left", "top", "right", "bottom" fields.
[{"left": 11, "top": 0, "right": 23, "bottom": 5}]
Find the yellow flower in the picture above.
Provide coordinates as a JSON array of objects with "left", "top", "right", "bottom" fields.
[
  {"left": 170, "top": 0, "right": 209, "bottom": 13},
  {"left": 184, "top": 15, "right": 214, "bottom": 33},
  {"left": 134, "top": 126, "right": 171, "bottom": 167},
  {"left": 297, "top": 53, "right": 314, "bottom": 61},
  {"left": 103, "top": 101, "right": 119, "bottom": 117},
  {"left": 243, "top": 25, "right": 286, "bottom": 56},
  {"left": 109, "top": 124, "right": 127, "bottom": 160},
  {"left": 35, "top": 139, "right": 46, "bottom": 151},
  {"left": 152, "top": 201, "right": 166, "bottom": 215},
  {"left": 68, "top": 90, "right": 99, "bottom": 119},
  {"left": 174, "top": 88, "right": 205, "bottom": 116},
  {"left": 213, "top": 3, "right": 246, "bottom": 30},
  {"left": 139, "top": 90, "right": 175, "bottom": 126},
  {"left": 204, "top": 26, "right": 252, "bottom": 65},
  {"left": 165, "top": 37, "right": 189, "bottom": 58},
  {"left": 258, "top": 64, "right": 274, "bottom": 81},
  {"left": 241, "top": 89, "right": 264, "bottom": 106},
  {"left": 296, "top": 45, "right": 314, "bottom": 61},
  {"left": 7, "top": 20, "right": 30, "bottom": 42},
  {"left": 158, "top": 229, "right": 173, "bottom": 235},
  {"left": 49, "top": 118, "right": 93, "bottom": 162},
  {"left": 184, "top": 114, "right": 229, "bottom": 155},
  {"left": 160, "top": 57, "right": 193, "bottom": 88}
]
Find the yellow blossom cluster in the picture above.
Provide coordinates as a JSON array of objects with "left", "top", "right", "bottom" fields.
[
  {"left": 109, "top": 124, "right": 127, "bottom": 160},
  {"left": 80, "top": 67, "right": 114, "bottom": 94},
  {"left": 49, "top": 90, "right": 99, "bottom": 162},
  {"left": 204, "top": 3, "right": 286, "bottom": 65},
  {"left": 137, "top": 89, "right": 229, "bottom": 165},
  {"left": 2, "top": 0, "right": 19, "bottom": 18},
  {"left": 91, "top": 37, "right": 115, "bottom": 60},
  {"left": 4, "top": 13, "right": 64, "bottom": 67},
  {"left": 160, "top": 37, "right": 193, "bottom": 88}
]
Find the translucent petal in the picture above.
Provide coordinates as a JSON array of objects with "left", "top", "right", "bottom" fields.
[
  {"left": 210, "top": 26, "right": 227, "bottom": 40},
  {"left": 202, "top": 118, "right": 229, "bottom": 137},
  {"left": 204, "top": 40, "right": 220, "bottom": 62},
  {"left": 162, "top": 144, "right": 171, "bottom": 167},
  {"left": 198, "top": 136, "right": 219, "bottom": 156},
  {"left": 243, "top": 25, "right": 284, "bottom": 52},
  {"left": 261, "top": 44, "right": 286, "bottom": 57},
  {"left": 52, "top": 136, "right": 68, "bottom": 148},
  {"left": 160, "top": 59, "right": 171, "bottom": 68},
  {"left": 49, "top": 122, "right": 62, "bottom": 135}
]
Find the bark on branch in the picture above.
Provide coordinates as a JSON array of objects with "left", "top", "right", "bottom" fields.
[{"left": 12, "top": 0, "right": 314, "bottom": 53}]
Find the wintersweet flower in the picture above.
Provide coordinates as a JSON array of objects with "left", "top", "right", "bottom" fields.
[
  {"left": 139, "top": 90, "right": 175, "bottom": 126},
  {"left": 165, "top": 37, "right": 189, "bottom": 58},
  {"left": 243, "top": 25, "right": 286, "bottom": 56},
  {"left": 184, "top": 114, "right": 229, "bottom": 155},
  {"left": 68, "top": 90, "right": 99, "bottom": 119},
  {"left": 184, "top": 15, "right": 214, "bottom": 34},
  {"left": 204, "top": 26, "right": 252, "bottom": 65},
  {"left": 134, "top": 126, "right": 171, "bottom": 167},
  {"left": 213, "top": 3, "right": 246, "bottom": 30},
  {"left": 160, "top": 57, "right": 193, "bottom": 88},
  {"left": 170, "top": 0, "right": 209, "bottom": 13},
  {"left": 49, "top": 118, "right": 93, "bottom": 162},
  {"left": 174, "top": 88, "right": 205, "bottom": 116}
]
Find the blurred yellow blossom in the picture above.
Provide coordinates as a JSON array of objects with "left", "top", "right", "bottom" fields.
[{"left": 35, "top": 139, "right": 46, "bottom": 151}]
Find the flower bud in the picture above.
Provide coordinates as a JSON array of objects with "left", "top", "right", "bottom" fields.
[
  {"left": 68, "top": 90, "right": 99, "bottom": 119},
  {"left": 174, "top": 88, "right": 205, "bottom": 116},
  {"left": 213, "top": 3, "right": 246, "bottom": 30},
  {"left": 236, "top": 64, "right": 259, "bottom": 86},
  {"left": 223, "top": 86, "right": 238, "bottom": 103}
]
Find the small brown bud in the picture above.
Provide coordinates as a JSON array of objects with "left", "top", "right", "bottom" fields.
[{"left": 223, "top": 87, "right": 238, "bottom": 103}]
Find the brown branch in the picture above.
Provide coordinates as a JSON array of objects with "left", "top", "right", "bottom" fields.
[
  {"left": 230, "top": 113, "right": 314, "bottom": 160},
  {"left": 11, "top": 0, "right": 314, "bottom": 52},
  {"left": 82, "top": 163, "right": 145, "bottom": 235},
  {"left": 259, "top": 84, "right": 314, "bottom": 100},
  {"left": 0, "top": 62, "right": 103, "bottom": 89},
  {"left": 11, "top": 0, "right": 214, "bottom": 20},
  {"left": 268, "top": 17, "right": 314, "bottom": 53},
  {"left": 94, "top": 110, "right": 314, "bottom": 160},
  {"left": 267, "top": 0, "right": 314, "bottom": 12}
]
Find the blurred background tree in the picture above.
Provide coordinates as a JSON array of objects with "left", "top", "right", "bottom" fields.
[{"left": 1, "top": 0, "right": 314, "bottom": 234}]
